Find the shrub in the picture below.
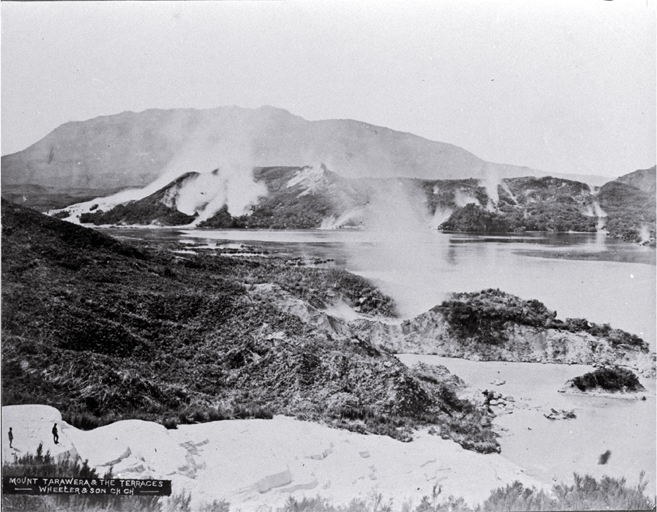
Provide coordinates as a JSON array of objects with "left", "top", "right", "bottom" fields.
[
  {"left": 2, "top": 443, "right": 160, "bottom": 511},
  {"left": 570, "top": 366, "right": 645, "bottom": 393},
  {"left": 198, "top": 499, "right": 231, "bottom": 512},
  {"left": 162, "top": 417, "right": 178, "bottom": 430},
  {"left": 161, "top": 491, "right": 192, "bottom": 512},
  {"left": 559, "top": 319, "right": 646, "bottom": 349},
  {"left": 439, "top": 289, "right": 554, "bottom": 344},
  {"left": 61, "top": 411, "right": 105, "bottom": 431},
  {"left": 439, "top": 204, "right": 510, "bottom": 233}
]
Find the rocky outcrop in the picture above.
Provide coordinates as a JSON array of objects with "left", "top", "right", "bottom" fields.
[
  {"left": 349, "top": 312, "right": 654, "bottom": 377},
  {"left": 249, "top": 283, "right": 353, "bottom": 339},
  {"left": 251, "top": 284, "right": 656, "bottom": 377},
  {"left": 255, "top": 286, "right": 655, "bottom": 377}
]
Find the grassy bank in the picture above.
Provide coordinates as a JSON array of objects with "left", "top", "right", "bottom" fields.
[{"left": 1, "top": 199, "right": 496, "bottom": 451}]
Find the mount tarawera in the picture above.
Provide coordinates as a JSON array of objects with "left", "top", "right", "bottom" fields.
[{"left": 1, "top": 105, "right": 597, "bottom": 195}]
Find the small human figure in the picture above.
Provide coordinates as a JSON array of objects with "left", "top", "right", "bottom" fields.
[
  {"left": 8, "top": 427, "right": 13, "bottom": 448},
  {"left": 482, "top": 389, "right": 493, "bottom": 413},
  {"left": 52, "top": 423, "right": 59, "bottom": 445}
]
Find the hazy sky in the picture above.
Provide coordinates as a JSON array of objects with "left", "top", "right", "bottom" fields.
[{"left": 1, "top": 0, "right": 655, "bottom": 177}]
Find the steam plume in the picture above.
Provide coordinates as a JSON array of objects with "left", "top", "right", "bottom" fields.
[
  {"left": 480, "top": 169, "right": 500, "bottom": 210},
  {"left": 62, "top": 110, "right": 267, "bottom": 223},
  {"left": 454, "top": 189, "right": 479, "bottom": 208},
  {"left": 346, "top": 181, "right": 449, "bottom": 318}
]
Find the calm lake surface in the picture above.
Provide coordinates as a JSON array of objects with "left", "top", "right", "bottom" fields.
[{"left": 106, "top": 229, "right": 656, "bottom": 351}]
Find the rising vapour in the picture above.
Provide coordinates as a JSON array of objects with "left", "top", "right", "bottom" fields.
[
  {"left": 480, "top": 169, "right": 500, "bottom": 211},
  {"left": 500, "top": 180, "right": 518, "bottom": 204},
  {"left": 319, "top": 208, "right": 365, "bottom": 230},
  {"left": 454, "top": 189, "right": 479, "bottom": 208},
  {"left": 346, "top": 180, "right": 450, "bottom": 318},
  {"left": 61, "top": 110, "right": 267, "bottom": 223},
  {"left": 154, "top": 112, "right": 267, "bottom": 222},
  {"left": 592, "top": 201, "right": 608, "bottom": 231},
  {"left": 428, "top": 184, "right": 454, "bottom": 229},
  {"left": 581, "top": 199, "right": 608, "bottom": 231},
  {"left": 430, "top": 206, "right": 454, "bottom": 229}
]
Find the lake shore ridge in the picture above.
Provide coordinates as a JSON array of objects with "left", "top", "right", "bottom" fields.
[{"left": 31, "top": 165, "right": 656, "bottom": 248}]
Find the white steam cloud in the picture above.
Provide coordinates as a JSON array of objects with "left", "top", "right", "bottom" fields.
[
  {"left": 593, "top": 200, "right": 608, "bottom": 231},
  {"left": 346, "top": 181, "right": 449, "bottom": 318},
  {"left": 430, "top": 206, "right": 453, "bottom": 229},
  {"left": 479, "top": 170, "right": 500, "bottom": 207},
  {"left": 581, "top": 200, "right": 608, "bottom": 231},
  {"left": 59, "top": 111, "right": 267, "bottom": 224},
  {"left": 500, "top": 180, "right": 518, "bottom": 204},
  {"left": 320, "top": 208, "right": 365, "bottom": 230},
  {"left": 582, "top": 204, "right": 595, "bottom": 217},
  {"left": 592, "top": 201, "right": 607, "bottom": 219},
  {"left": 454, "top": 189, "right": 479, "bottom": 208}
]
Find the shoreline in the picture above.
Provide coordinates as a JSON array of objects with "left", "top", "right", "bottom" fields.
[{"left": 397, "top": 354, "right": 656, "bottom": 497}]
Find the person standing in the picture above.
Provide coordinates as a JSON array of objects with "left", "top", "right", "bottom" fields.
[
  {"left": 8, "top": 427, "right": 13, "bottom": 448},
  {"left": 52, "top": 423, "right": 59, "bottom": 444}
]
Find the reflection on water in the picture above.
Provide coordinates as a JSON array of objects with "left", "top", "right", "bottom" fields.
[{"left": 99, "top": 228, "right": 656, "bottom": 350}]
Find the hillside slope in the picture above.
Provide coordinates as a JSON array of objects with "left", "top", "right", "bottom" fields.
[
  {"left": 67, "top": 165, "right": 655, "bottom": 245},
  {"left": 436, "top": 169, "right": 656, "bottom": 244},
  {"left": 1, "top": 200, "right": 498, "bottom": 452},
  {"left": 615, "top": 165, "right": 656, "bottom": 194}
]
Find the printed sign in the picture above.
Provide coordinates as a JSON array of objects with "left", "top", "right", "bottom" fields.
[{"left": 3, "top": 477, "right": 172, "bottom": 496}]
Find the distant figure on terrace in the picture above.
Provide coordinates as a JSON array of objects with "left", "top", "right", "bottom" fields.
[
  {"left": 8, "top": 427, "right": 13, "bottom": 448},
  {"left": 52, "top": 423, "right": 59, "bottom": 445}
]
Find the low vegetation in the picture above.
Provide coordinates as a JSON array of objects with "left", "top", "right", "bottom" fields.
[
  {"left": 436, "top": 177, "right": 599, "bottom": 234},
  {"left": 4, "top": 446, "right": 653, "bottom": 512},
  {"left": 55, "top": 163, "right": 655, "bottom": 242},
  {"left": 436, "top": 175, "right": 655, "bottom": 243},
  {"left": 2, "top": 443, "right": 160, "bottom": 512},
  {"left": 597, "top": 181, "right": 656, "bottom": 245},
  {"left": 80, "top": 202, "right": 197, "bottom": 226},
  {"left": 439, "top": 202, "right": 600, "bottom": 234},
  {"left": 2, "top": 199, "right": 495, "bottom": 451},
  {"left": 438, "top": 289, "right": 649, "bottom": 351},
  {"left": 438, "top": 204, "right": 512, "bottom": 234},
  {"left": 438, "top": 289, "right": 555, "bottom": 345},
  {"left": 569, "top": 366, "right": 646, "bottom": 393},
  {"left": 279, "top": 472, "right": 654, "bottom": 511}
]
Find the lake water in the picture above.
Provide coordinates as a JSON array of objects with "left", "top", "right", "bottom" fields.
[
  {"left": 398, "top": 354, "right": 656, "bottom": 496},
  {"left": 116, "top": 229, "right": 655, "bottom": 351}
]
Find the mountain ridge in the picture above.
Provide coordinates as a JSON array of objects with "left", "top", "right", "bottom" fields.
[{"left": 2, "top": 106, "right": 609, "bottom": 194}]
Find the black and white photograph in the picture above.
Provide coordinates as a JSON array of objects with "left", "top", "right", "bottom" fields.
[{"left": 1, "top": 1, "right": 655, "bottom": 511}]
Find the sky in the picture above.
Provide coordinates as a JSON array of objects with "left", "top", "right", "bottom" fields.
[{"left": 1, "top": 0, "right": 655, "bottom": 178}]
